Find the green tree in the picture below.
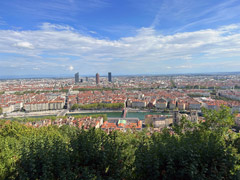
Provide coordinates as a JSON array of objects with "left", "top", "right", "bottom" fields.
[
  {"left": 70, "top": 104, "right": 79, "bottom": 110},
  {"left": 1, "top": 106, "right": 240, "bottom": 179}
]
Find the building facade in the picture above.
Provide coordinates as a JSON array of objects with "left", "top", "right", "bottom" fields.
[
  {"left": 75, "top": 72, "right": 79, "bottom": 84},
  {"left": 108, "top": 72, "right": 112, "bottom": 82},
  {"left": 96, "top": 73, "right": 100, "bottom": 85}
]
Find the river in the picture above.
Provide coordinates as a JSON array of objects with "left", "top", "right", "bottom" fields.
[{"left": 67, "top": 111, "right": 170, "bottom": 120}]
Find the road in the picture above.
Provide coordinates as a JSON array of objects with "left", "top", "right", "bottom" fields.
[{"left": 57, "top": 109, "right": 69, "bottom": 117}]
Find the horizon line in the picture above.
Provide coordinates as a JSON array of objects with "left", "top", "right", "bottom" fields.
[{"left": 0, "top": 71, "right": 240, "bottom": 80}]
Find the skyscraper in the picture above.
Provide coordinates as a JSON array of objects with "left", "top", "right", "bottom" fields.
[
  {"left": 75, "top": 72, "right": 79, "bottom": 84},
  {"left": 108, "top": 72, "right": 112, "bottom": 82},
  {"left": 96, "top": 73, "right": 100, "bottom": 85}
]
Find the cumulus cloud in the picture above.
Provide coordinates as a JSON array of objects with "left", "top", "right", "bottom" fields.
[
  {"left": 14, "top": 42, "right": 34, "bottom": 49},
  {"left": 0, "top": 23, "right": 240, "bottom": 74}
]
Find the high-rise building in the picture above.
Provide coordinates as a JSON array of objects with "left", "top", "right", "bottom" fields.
[
  {"left": 86, "top": 77, "right": 88, "bottom": 82},
  {"left": 108, "top": 72, "right": 112, "bottom": 82},
  {"left": 96, "top": 73, "right": 100, "bottom": 85},
  {"left": 75, "top": 72, "right": 79, "bottom": 84}
]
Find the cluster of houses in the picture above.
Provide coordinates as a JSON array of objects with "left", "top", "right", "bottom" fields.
[
  {"left": 101, "top": 118, "right": 142, "bottom": 132},
  {"left": 218, "top": 90, "right": 240, "bottom": 101},
  {"left": 23, "top": 115, "right": 143, "bottom": 133},
  {"left": 24, "top": 99, "right": 65, "bottom": 112},
  {"left": 25, "top": 116, "right": 104, "bottom": 129},
  {"left": 0, "top": 92, "right": 66, "bottom": 114},
  {"left": 127, "top": 96, "right": 202, "bottom": 110},
  {"left": 145, "top": 111, "right": 199, "bottom": 129},
  {"left": 1, "top": 77, "right": 240, "bottom": 116},
  {"left": 175, "top": 76, "right": 239, "bottom": 89},
  {"left": 11, "top": 110, "right": 240, "bottom": 133},
  {"left": 198, "top": 97, "right": 240, "bottom": 112}
]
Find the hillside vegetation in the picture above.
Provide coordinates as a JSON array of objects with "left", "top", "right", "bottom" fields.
[{"left": 1, "top": 107, "right": 240, "bottom": 179}]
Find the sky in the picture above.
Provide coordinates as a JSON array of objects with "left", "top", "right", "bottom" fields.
[{"left": 0, "top": 0, "right": 240, "bottom": 77}]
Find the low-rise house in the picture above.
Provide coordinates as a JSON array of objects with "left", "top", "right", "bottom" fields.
[
  {"left": 145, "top": 114, "right": 172, "bottom": 128},
  {"left": 24, "top": 101, "right": 49, "bottom": 112},
  {"left": 177, "top": 101, "right": 186, "bottom": 111},
  {"left": 155, "top": 98, "right": 168, "bottom": 109},
  {"left": 11, "top": 102, "right": 23, "bottom": 111},
  {"left": 1, "top": 104, "right": 14, "bottom": 113},
  {"left": 49, "top": 101, "right": 64, "bottom": 110},
  {"left": 205, "top": 100, "right": 227, "bottom": 110},
  {"left": 188, "top": 101, "right": 201, "bottom": 110},
  {"left": 131, "top": 100, "right": 147, "bottom": 108},
  {"left": 168, "top": 100, "right": 176, "bottom": 110},
  {"left": 231, "top": 102, "right": 240, "bottom": 113},
  {"left": 101, "top": 118, "right": 142, "bottom": 132}
]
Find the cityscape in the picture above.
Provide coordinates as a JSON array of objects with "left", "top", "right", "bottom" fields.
[
  {"left": 1, "top": 0, "right": 240, "bottom": 179},
  {"left": 1, "top": 72, "right": 240, "bottom": 132}
]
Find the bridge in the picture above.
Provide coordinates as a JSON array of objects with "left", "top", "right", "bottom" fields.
[
  {"left": 121, "top": 108, "right": 128, "bottom": 118},
  {"left": 57, "top": 109, "right": 69, "bottom": 117}
]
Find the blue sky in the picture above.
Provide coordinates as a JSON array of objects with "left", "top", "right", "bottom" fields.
[{"left": 0, "top": 0, "right": 240, "bottom": 77}]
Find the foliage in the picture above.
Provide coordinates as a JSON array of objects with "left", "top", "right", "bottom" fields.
[
  {"left": 14, "top": 90, "right": 35, "bottom": 95},
  {"left": 135, "top": 106, "right": 240, "bottom": 180},
  {"left": 0, "top": 107, "right": 240, "bottom": 179},
  {"left": 10, "top": 116, "right": 57, "bottom": 122},
  {"left": 71, "top": 114, "right": 108, "bottom": 121},
  {"left": 145, "top": 117, "right": 153, "bottom": 127},
  {"left": 13, "top": 89, "right": 68, "bottom": 96},
  {"left": 235, "top": 85, "right": 240, "bottom": 89},
  {"left": 71, "top": 102, "right": 124, "bottom": 110}
]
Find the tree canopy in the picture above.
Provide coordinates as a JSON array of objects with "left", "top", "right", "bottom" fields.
[
  {"left": 0, "top": 106, "right": 240, "bottom": 179},
  {"left": 71, "top": 102, "right": 124, "bottom": 110}
]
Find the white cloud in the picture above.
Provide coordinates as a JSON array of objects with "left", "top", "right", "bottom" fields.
[
  {"left": 178, "top": 65, "right": 192, "bottom": 69},
  {"left": 40, "top": 22, "right": 74, "bottom": 31},
  {"left": 1, "top": 23, "right": 240, "bottom": 74},
  {"left": 14, "top": 41, "right": 34, "bottom": 49},
  {"left": 89, "top": 30, "right": 97, "bottom": 34}
]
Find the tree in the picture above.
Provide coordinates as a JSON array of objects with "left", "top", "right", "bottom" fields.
[
  {"left": 70, "top": 104, "right": 79, "bottom": 110},
  {"left": 1, "top": 106, "right": 240, "bottom": 179},
  {"left": 134, "top": 106, "right": 240, "bottom": 179},
  {"left": 145, "top": 117, "right": 153, "bottom": 127}
]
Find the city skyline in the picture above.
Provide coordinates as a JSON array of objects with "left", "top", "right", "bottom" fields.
[{"left": 0, "top": 0, "right": 240, "bottom": 77}]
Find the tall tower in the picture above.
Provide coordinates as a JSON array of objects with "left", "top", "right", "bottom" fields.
[
  {"left": 173, "top": 110, "right": 180, "bottom": 125},
  {"left": 96, "top": 73, "right": 100, "bottom": 85},
  {"left": 75, "top": 72, "right": 79, "bottom": 84},
  {"left": 190, "top": 110, "right": 198, "bottom": 123},
  {"left": 108, "top": 72, "right": 112, "bottom": 82}
]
